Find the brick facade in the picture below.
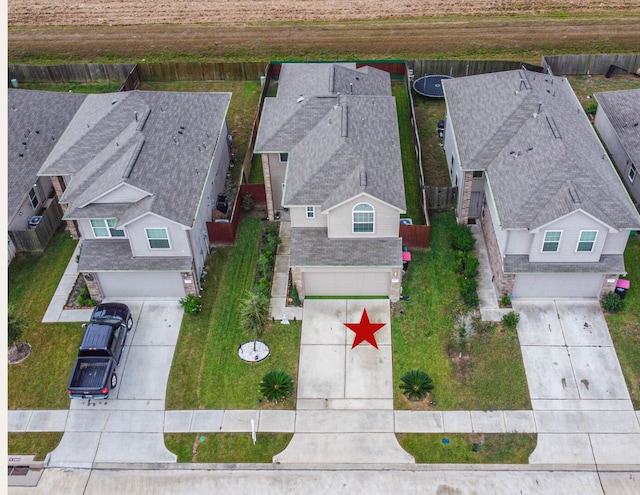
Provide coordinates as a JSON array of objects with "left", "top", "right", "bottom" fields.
[
  {"left": 599, "top": 274, "right": 620, "bottom": 299},
  {"left": 52, "top": 176, "right": 80, "bottom": 239},
  {"left": 182, "top": 270, "right": 198, "bottom": 297},
  {"left": 389, "top": 269, "right": 401, "bottom": 302},
  {"left": 291, "top": 267, "right": 305, "bottom": 300},
  {"left": 480, "top": 212, "right": 515, "bottom": 297}
]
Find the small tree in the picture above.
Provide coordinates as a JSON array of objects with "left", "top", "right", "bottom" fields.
[
  {"left": 240, "top": 290, "right": 271, "bottom": 341},
  {"left": 8, "top": 303, "right": 28, "bottom": 347},
  {"left": 260, "top": 370, "right": 294, "bottom": 402},
  {"left": 399, "top": 370, "right": 434, "bottom": 401}
]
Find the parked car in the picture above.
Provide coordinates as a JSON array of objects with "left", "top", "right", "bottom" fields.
[{"left": 67, "top": 303, "right": 133, "bottom": 400}]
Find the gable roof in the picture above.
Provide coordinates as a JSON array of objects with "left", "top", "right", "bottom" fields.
[
  {"left": 255, "top": 63, "right": 405, "bottom": 212},
  {"left": 38, "top": 90, "right": 231, "bottom": 228},
  {"left": 443, "top": 70, "right": 640, "bottom": 230},
  {"left": 7, "top": 89, "right": 86, "bottom": 223},
  {"left": 594, "top": 88, "right": 640, "bottom": 171}
]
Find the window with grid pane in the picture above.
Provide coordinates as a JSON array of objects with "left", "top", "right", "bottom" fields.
[
  {"left": 306, "top": 206, "right": 315, "bottom": 219},
  {"left": 90, "top": 219, "right": 124, "bottom": 238},
  {"left": 353, "top": 203, "right": 374, "bottom": 233},
  {"left": 577, "top": 230, "right": 597, "bottom": 252},
  {"left": 146, "top": 228, "right": 170, "bottom": 249},
  {"left": 542, "top": 231, "right": 561, "bottom": 252}
]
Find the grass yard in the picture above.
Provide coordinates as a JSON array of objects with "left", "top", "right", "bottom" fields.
[
  {"left": 165, "top": 218, "right": 301, "bottom": 410},
  {"left": 165, "top": 433, "right": 293, "bottom": 463},
  {"left": 8, "top": 232, "right": 85, "bottom": 410},
  {"left": 606, "top": 235, "right": 640, "bottom": 409},
  {"left": 397, "top": 433, "right": 536, "bottom": 464},
  {"left": 8, "top": 433, "right": 64, "bottom": 461},
  {"left": 392, "top": 212, "right": 531, "bottom": 411}
]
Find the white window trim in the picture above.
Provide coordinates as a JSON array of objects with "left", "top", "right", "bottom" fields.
[
  {"left": 145, "top": 227, "right": 171, "bottom": 249},
  {"left": 306, "top": 206, "right": 315, "bottom": 219},
  {"left": 29, "top": 188, "right": 39, "bottom": 210},
  {"left": 352, "top": 203, "right": 375, "bottom": 234},
  {"left": 629, "top": 162, "right": 637, "bottom": 183},
  {"left": 279, "top": 153, "right": 288, "bottom": 163},
  {"left": 576, "top": 230, "right": 598, "bottom": 253},
  {"left": 90, "top": 218, "right": 125, "bottom": 238},
  {"left": 541, "top": 230, "right": 562, "bottom": 253}
]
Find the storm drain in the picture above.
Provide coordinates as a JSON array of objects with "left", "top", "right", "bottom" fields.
[{"left": 8, "top": 456, "right": 44, "bottom": 487}]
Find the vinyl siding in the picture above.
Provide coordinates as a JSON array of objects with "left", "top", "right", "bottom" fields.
[
  {"left": 127, "top": 214, "right": 191, "bottom": 258},
  {"left": 267, "top": 153, "right": 287, "bottom": 210},
  {"left": 326, "top": 196, "right": 399, "bottom": 238},
  {"left": 504, "top": 230, "right": 531, "bottom": 256},
  {"left": 290, "top": 206, "right": 327, "bottom": 228},
  {"left": 529, "top": 211, "right": 607, "bottom": 263},
  {"left": 91, "top": 184, "right": 148, "bottom": 204},
  {"left": 485, "top": 182, "right": 509, "bottom": 256}
]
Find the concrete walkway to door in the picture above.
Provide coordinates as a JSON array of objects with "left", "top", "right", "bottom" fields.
[{"left": 273, "top": 299, "right": 414, "bottom": 463}]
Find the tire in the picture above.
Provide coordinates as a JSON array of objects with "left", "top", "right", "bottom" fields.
[
  {"left": 126, "top": 316, "right": 133, "bottom": 331},
  {"left": 110, "top": 373, "right": 118, "bottom": 389}
]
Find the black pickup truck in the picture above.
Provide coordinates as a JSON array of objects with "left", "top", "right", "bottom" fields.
[{"left": 67, "top": 303, "right": 133, "bottom": 400}]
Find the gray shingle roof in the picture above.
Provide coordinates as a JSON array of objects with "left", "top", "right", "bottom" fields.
[
  {"left": 290, "top": 228, "right": 402, "bottom": 267},
  {"left": 38, "top": 90, "right": 231, "bottom": 228},
  {"left": 443, "top": 70, "right": 640, "bottom": 230},
  {"left": 594, "top": 88, "right": 640, "bottom": 171},
  {"left": 8, "top": 89, "right": 86, "bottom": 223},
  {"left": 78, "top": 239, "right": 192, "bottom": 271},
  {"left": 503, "top": 254, "right": 625, "bottom": 274}
]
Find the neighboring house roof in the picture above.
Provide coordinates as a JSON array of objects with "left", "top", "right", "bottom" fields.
[
  {"left": 594, "top": 88, "right": 640, "bottom": 172},
  {"left": 255, "top": 63, "right": 405, "bottom": 212},
  {"left": 78, "top": 239, "right": 192, "bottom": 271},
  {"left": 443, "top": 70, "right": 640, "bottom": 230},
  {"left": 7, "top": 89, "right": 86, "bottom": 223},
  {"left": 276, "top": 63, "right": 391, "bottom": 98},
  {"left": 504, "top": 254, "right": 625, "bottom": 274},
  {"left": 38, "top": 90, "right": 231, "bottom": 228},
  {"left": 290, "top": 228, "right": 402, "bottom": 267}
]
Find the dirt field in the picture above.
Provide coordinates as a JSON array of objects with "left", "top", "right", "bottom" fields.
[{"left": 7, "top": 0, "right": 639, "bottom": 26}]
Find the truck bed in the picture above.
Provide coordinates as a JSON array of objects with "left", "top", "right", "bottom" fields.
[{"left": 68, "top": 356, "right": 114, "bottom": 394}]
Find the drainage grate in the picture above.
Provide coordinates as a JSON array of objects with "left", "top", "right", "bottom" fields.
[{"left": 8, "top": 465, "right": 30, "bottom": 476}]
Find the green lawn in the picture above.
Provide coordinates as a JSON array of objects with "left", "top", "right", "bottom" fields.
[
  {"left": 8, "top": 232, "right": 85, "bottom": 410},
  {"left": 165, "top": 433, "right": 293, "bottom": 463},
  {"left": 397, "top": 433, "right": 536, "bottom": 464},
  {"left": 8, "top": 433, "right": 64, "bottom": 460},
  {"left": 606, "top": 234, "right": 640, "bottom": 409},
  {"left": 166, "top": 217, "right": 301, "bottom": 410},
  {"left": 392, "top": 212, "right": 531, "bottom": 411}
]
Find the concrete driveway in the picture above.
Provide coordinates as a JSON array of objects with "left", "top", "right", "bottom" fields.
[
  {"left": 512, "top": 299, "right": 640, "bottom": 465},
  {"left": 47, "top": 299, "right": 183, "bottom": 468},
  {"left": 274, "top": 299, "right": 414, "bottom": 464}
]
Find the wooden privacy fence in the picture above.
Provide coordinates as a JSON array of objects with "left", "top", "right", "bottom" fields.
[
  {"left": 8, "top": 63, "right": 136, "bottom": 84},
  {"left": 207, "top": 184, "right": 266, "bottom": 245},
  {"left": 542, "top": 54, "right": 640, "bottom": 76},
  {"left": 408, "top": 59, "right": 542, "bottom": 79},
  {"left": 426, "top": 186, "right": 457, "bottom": 210},
  {"left": 400, "top": 224, "right": 430, "bottom": 249},
  {"left": 9, "top": 201, "right": 63, "bottom": 253}
]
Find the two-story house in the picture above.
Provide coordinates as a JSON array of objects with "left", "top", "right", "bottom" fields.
[
  {"left": 37, "top": 90, "right": 232, "bottom": 300},
  {"left": 254, "top": 63, "right": 406, "bottom": 301},
  {"left": 8, "top": 89, "right": 86, "bottom": 264},
  {"left": 594, "top": 88, "right": 640, "bottom": 209},
  {"left": 442, "top": 69, "right": 640, "bottom": 298}
]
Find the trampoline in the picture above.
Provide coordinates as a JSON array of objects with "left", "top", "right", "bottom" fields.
[{"left": 412, "top": 75, "right": 452, "bottom": 98}]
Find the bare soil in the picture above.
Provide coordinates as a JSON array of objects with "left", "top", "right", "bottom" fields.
[{"left": 7, "top": 2, "right": 640, "bottom": 63}]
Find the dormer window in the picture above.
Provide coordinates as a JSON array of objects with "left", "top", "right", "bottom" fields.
[
  {"left": 90, "top": 219, "right": 125, "bottom": 238},
  {"left": 306, "top": 206, "right": 315, "bottom": 219},
  {"left": 542, "top": 230, "right": 561, "bottom": 252},
  {"left": 146, "top": 228, "right": 170, "bottom": 249},
  {"left": 353, "top": 203, "right": 374, "bottom": 233}
]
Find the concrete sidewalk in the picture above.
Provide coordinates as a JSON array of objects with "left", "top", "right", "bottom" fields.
[{"left": 269, "top": 213, "right": 303, "bottom": 321}]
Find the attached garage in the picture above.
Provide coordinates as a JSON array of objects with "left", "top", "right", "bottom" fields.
[
  {"left": 303, "top": 270, "right": 391, "bottom": 298},
  {"left": 97, "top": 271, "right": 185, "bottom": 298},
  {"left": 512, "top": 273, "right": 605, "bottom": 298}
]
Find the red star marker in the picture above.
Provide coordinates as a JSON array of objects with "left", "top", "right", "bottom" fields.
[{"left": 344, "top": 308, "right": 386, "bottom": 349}]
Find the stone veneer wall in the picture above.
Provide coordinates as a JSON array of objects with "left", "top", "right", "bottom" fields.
[
  {"left": 599, "top": 274, "right": 620, "bottom": 299},
  {"left": 290, "top": 267, "right": 305, "bottom": 300},
  {"left": 480, "top": 212, "right": 515, "bottom": 297},
  {"left": 261, "top": 154, "right": 275, "bottom": 222},
  {"left": 52, "top": 176, "right": 80, "bottom": 239},
  {"left": 459, "top": 171, "right": 474, "bottom": 225},
  {"left": 182, "top": 270, "right": 198, "bottom": 297},
  {"left": 389, "top": 269, "right": 401, "bottom": 302},
  {"left": 83, "top": 272, "right": 103, "bottom": 302}
]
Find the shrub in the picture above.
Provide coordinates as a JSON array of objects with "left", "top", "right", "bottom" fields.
[
  {"left": 76, "top": 286, "right": 96, "bottom": 307},
  {"left": 452, "top": 250, "right": 466, "bottom": 273},
  {"left": 502, "top": 311, "right": 520, "bottom": 333},
  {"left": 451, "top": 223, "right": 476, "bottom": 252},
  {"left": 8, "top": 303, "right": 28, "bottom": 347},
  {"left": 500, "top": 293, "right": 512, "bottom": 308},
  {"left": 260, "top": 370, "right": 294, "bottom": 402},
  {"left": 585, "top": 101, "right": 598, "bottom": 115},
  {"left": 463, "top": 255, "right": 479, "bottom": 278},
  {"left": 179, "top": 294, "right": 202, "bottom": 315},
  {"left": 241, "top": 192, "right": 255, "bottom": 211},
  {"left": 290, "top": 281, "right": 301, "bottom": 306},
  {"left": 601, "top": 291, "right": 625, "bottom": 313},
  {"left": 256, "top": 277, "right": 272, "bottom": 298},
  {"left": 399, "top": 370, "right": 435, "bottom": 401},
  {"left": 459, "top": 277, "right": 479, "bottom": 307}
]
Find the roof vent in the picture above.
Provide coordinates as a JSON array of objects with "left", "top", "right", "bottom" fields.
[
  {"left": 568, "top": 186, "right": 581, "bottom": 204},
  {"left": 341, "top": 105, "right": 348, "bottom": 138},
  {"left": 112, "top": 99, "right": 118, "bottom": 105},
  {"left": 297, "top": 95, "right": 305, "bottom": 103},
  {"left": 360, "top": 171, "right": 367, "bottom": 186}
]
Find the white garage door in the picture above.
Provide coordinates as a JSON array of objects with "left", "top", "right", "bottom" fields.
[
  {"left": 98, "top": 272, "right": 185, "bottom": 298},
  {"left": 512, "top": 273, "right": 604, "bottom": 298},
  {"left": 303, "top": 271, "right": 390, "bottom": 297}
]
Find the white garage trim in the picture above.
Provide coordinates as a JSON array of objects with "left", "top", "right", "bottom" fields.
[
  {"left": 303, "top": 270, "right": 390, "bottom": 297},
  {"left": 512, "top": 273, "right": 604, "bottom": 298},
  {"left": 97, "top": 271, "right": 185, "bottom": 298}
]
